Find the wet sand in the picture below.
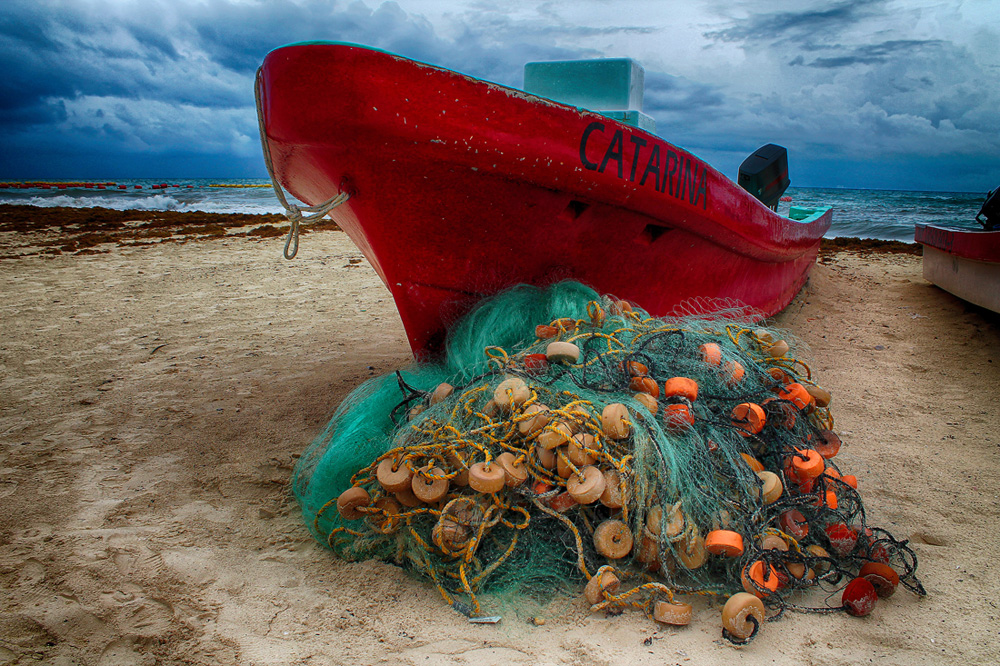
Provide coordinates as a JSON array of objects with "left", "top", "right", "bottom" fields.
[{"left": 1, "top": 206, "right": 998, "bottom": 665}]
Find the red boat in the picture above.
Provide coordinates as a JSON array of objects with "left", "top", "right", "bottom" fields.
[{"left": 256, "top": 42, "right": 832, "bottom": 356}]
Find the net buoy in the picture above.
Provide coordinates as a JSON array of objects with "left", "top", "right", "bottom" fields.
[
  {"left": 376, "top": 455, "right": 413, "bottom": 493},
  {"left": 566, "top": 465, "right": 605, "bottom": 504},
  {"left": 468, "top": 461, "right": 505, "bottom": 494},
  {"left": 584, "top": 568, "right": 621, "bottom": 605},
  {"left": 663, "top": 377, "right": 698, "bottom": 402},
  {"left": 842, "top": 577, "right": 877, "bottom": 616},
  {"left": 601, "top": 403, "right": 631, "bottom": 440},
  {"left": 493, "top": 377, "right": 530, "bottom": 410},
  {"left": 705, "top": 530, "right": 744, "bottom": 557},
  {"left": 336, "top": 486, "right": 370, "bottom": 520},
  {"left": 495, "top": 451, "right": 528, "bottom": 487},
  {"left": 653, "top": 600, "right": 693, "bottom": 626},
  {"left": 859, "top": 562, "right": 899, "bottom": 598},
  {"left": 412, "top": 465, "right": 449, "bottom": 503},
  {"left": 546, "top": 341, "right": 580, "bottom": 364},
  {"left": 594, "top": 519, "right": 633, "bottom": 559},
  {"left": 518, "top": 403, "right": 550, "bottom": 435},
  {"left": 722, "top": 592, "right": 765, "bottom": 642}
]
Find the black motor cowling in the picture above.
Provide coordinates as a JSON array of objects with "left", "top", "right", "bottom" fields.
[
  {"left": 977, "top": 187, "right": 1000, "bottom": 230},
  {"left": 738, "top": 144, "right": 790, "bottom": 210}
]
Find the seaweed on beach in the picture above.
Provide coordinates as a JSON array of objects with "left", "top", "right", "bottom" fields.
[{"left": 0, "top": 204, "right": 340, "bottom": 259}]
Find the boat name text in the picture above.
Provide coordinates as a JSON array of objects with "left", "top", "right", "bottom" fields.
[{"left": 579, "top": 121, "right": 708, "bottom": 210}]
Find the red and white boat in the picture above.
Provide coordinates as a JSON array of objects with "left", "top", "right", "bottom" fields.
[
  {"left": 256, "top": 42, "right": 833, "bottom": 356},
  {"left": 915, "top": 224, "right": 1000, "bottom": 314}
]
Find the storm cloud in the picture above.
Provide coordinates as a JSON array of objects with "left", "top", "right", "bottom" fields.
[{"left": 1, "top": 0, "right": 998, "bottom": 190}]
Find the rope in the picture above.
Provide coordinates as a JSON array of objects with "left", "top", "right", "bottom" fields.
[{"left": 254, "top": 68, "right": 350, "bottom": 259}]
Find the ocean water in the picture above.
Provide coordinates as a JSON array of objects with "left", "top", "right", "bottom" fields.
[{"left": 0, "top": 178, "right": 990, "bottom": 242}]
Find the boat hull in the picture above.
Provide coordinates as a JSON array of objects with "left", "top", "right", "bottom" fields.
[
  {"left": 915, "top": 224, "right": 1000, "bottom": 314},
  {"left": 258, "top": 43, "right": 833, "bottom": 355}
]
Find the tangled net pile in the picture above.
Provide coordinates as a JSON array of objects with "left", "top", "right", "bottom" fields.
[{"left": 293, "top": 282, "right": 924, "bottom": 643}]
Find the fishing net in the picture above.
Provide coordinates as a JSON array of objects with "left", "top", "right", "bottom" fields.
[{"left": 292, "top": 282, "right": 923, "bottom": 642}]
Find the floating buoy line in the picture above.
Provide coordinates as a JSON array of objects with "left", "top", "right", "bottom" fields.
[{"left": 293, "top": 283, "right": 924, "bottom": 645}]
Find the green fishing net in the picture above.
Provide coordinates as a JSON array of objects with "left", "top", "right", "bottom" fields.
[{"left": 291, "top": 282, "right": 923, "bottom": 641}]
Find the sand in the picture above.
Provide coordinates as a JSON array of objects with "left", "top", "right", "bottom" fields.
[{"left": 1, "top": 207, "right": 999, "bottom": 666}]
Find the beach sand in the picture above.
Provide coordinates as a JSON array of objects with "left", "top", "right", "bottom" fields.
[{"left": 1, "top": 206, "right": 998, "bottom": 665}]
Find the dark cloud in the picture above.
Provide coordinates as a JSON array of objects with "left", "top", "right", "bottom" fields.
[
  {"left": 705, "top": 0, "right": 888, "bottom": 44},
  {"left": 795, "top": 39, "right": 946, "bottom": 68},
  {"left": 0, "top": 0, "right": 997, "bottom": 190}
]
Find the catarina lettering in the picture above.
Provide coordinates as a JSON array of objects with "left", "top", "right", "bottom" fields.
[{"left": 578, "top": 121, "right": 709, "bottom": 210}]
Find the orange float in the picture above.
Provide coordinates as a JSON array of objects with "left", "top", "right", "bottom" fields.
[
  {"left": 629, "top": 376, "right": 660, "bottom": 397},
  {"left": 369, "top": 496, "right": 401, "bottom": 534},
  {"left": 567, "top": 433, "right": 596, "bottom": 466},
  {"left": 468, "top": 461, "right": 506, "bottom": 493},
  {"left": 537, "top": 420, "right": 574, "bottom": 449},
  {"left": 593, "top": 519, "right": 634, "bottom": 559},
  {"left": 429, "top": 382, "right": 454, "bottom": 405},
  {"left": 411, "top": 465, "right": 450, "bottom": 503},
  {"left": 859, "top": 562, "right": 899, "bottom": 598},
  {"left": 762, "top": 397, "right": 797, "bottom": 429},
  {"left": 676, "top": 533, "right": 708, "bottom": 570},
  {"left": 566, "top": 465, "right": 606, "bottom": 504},
  {"left": 825, "top": 523, "right": 858, "bottom": 557},
  {"left": 699, "top": 342, "right": 722, "bottom": 366},
  {"left": 633, "top": 392, "right": 658, "bottom": 414},
  {"left": 740, "top": 453, "right": 765, "bottom": 473},
  {"left": 621, "top": 360, "right": 649, "bottom": 376},
  {"left": 757, "top": 471, "right": 783, "bottom": 504},
  {"left": 535, "top": 324, "right": 558, "bottom": 339},
  {"left": 663, "top": 377, "right": 698, "bottom": 402},
  {"left": 842, "top": 577, "right": 878, "bottom": 616},
  {"left": 495, "top": 452, "right": 528, "bottom": 487},
  {"left": 768, "top": 367, "right": 795, "bottom": 384},
  {"left": 600, "top": 469, "right": 624, "bottom": 509},
  {"left": 806, "top": 384, "right": 832, "bottom": 407},
  {"left": 663, "top": 403, "right": 695, "bottom": 432},
  {"left": 767, "top": 340, "right": 790, "bottom": 357},
  {"left": 395, "top": 485, "right": 423, "bottom": 507},
  {"left": 535, "top": 445, "right": 557, "bottom": 470},
  {"left": 336, "top": 486, "right": 371, "bottom": 520},
  {"left": 807, "top": 544, "right": 833, "bottom": 575},
  {"left": 493, "top": 377, "right": 530, "bottom": 410},
  {"left": 376, "top": 455, "right": 413, "bottom": 493},
  {"left": 722, "top": 593, "right": 765, "bottom": 641},
  {"left": 778, "top": 509, "right": 809, "bottom": 539},
  {"left": 741, "top": 560, "right": 780, "bottom": 597},
  {"left": 777, "top": 383, "right": 815, "bottom": 410},
  {"left": 814, "top": 430, "right": 842, "bottom": 459},
  {"left": 653, "top": 600, "right": 693, "bottom": 626},
  {"left": 791, "top": 448, "right": 824, "bottom": 480},
  {"left": 517, "top": 403, "right": 551, "bottom": 435},
  {"left": 584, "top": 568, "right": 621, "bottom": 604},
  {"left": 601, "top": 403, "right": 631, "bottom": 439},
  {"left": 731, "top": 402, "right": 766, "bottom": 435},
  {"left": 548, "top": 491, "right": 577, "bottom": 512},
  {"left": 705, "top": 529, "right": 744, "bottom": 557},
  {"left": 723, "top": 360, "right": 745, "bottom": 386},
  {"left": 523, "top": 353, "right": 549, "bottom": 374}
]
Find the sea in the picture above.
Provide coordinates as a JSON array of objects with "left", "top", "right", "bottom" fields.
[{"left": 0, "top": 178, "right": 989, "bottom": 242}]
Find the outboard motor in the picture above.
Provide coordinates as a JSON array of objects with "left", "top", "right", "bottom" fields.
[
  {"left": 738, "top": 144, "right": 790, "bottom": 210},
  {"left": 977, "top": 187, "right": 1000, "bottom": 230}
]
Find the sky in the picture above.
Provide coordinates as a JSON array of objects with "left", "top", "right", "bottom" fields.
[{"left": 1, "top": 0, "right": 998, "bottom": 191}]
